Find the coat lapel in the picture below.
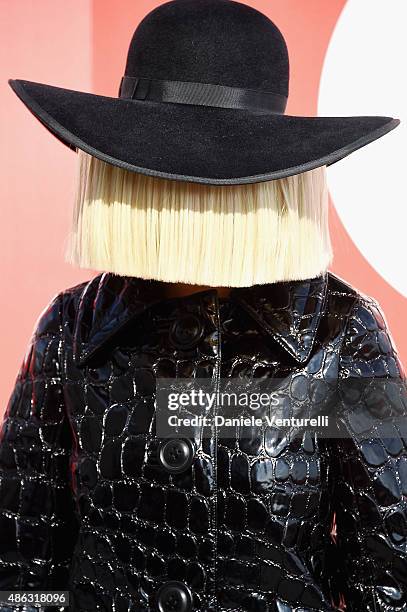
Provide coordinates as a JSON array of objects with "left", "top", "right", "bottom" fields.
[
  {"left": 72, "top": 273, "right": 164, "bottom": 367},
  {"left": 73, "top": 272, "right": 328, "bottom": 367},
  {"left": 231, "top": 272, "right": 328, "bottom": 363}
]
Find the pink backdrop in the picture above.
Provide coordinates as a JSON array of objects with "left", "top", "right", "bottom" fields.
[{"left": 1, "top": 0, "right": 405, "bottom": 414}]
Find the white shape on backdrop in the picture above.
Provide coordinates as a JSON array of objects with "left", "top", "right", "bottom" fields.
[{"left": 318, "top": 0, "right": 407, "bottom": 296}]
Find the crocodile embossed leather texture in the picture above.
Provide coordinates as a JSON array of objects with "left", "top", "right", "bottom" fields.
[{"left": 0, "top": 271, "right": 406, "bottom": 612}]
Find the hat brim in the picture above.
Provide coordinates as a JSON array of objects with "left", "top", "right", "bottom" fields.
[{"left": 9, "top": 78, "right": 400, "bottom": 185}]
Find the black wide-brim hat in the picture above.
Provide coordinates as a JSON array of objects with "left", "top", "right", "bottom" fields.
[{"left": 9, "top": 0, "right": 400, "bottom": 185}]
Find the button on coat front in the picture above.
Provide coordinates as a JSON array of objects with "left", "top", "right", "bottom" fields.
[{"left": 0, "top": 271, "right": 406, "bottom": 612}]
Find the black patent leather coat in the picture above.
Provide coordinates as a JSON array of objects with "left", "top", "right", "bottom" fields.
[{"left": 0, "top": 271, "right": 407, "bottom": 612}]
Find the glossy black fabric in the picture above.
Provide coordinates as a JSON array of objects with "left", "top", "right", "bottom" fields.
[
  {"left": 0, "top": 271, "right": 407, "bottom": 611},
  {"left": 7, "top": 0, "right": 399, "bottom": 184}
]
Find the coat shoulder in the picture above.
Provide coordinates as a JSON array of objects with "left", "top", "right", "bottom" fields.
[
  {"left": 12, "top": 278, "right": 102, "bottom": 387},
  {"left": 38, "top": 274, "right": 106, "bottom": 353},
  {"left": 326, "top": 272, "right": 405, "bottom": 379}
]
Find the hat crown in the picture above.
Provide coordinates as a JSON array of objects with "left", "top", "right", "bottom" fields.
[{"left": 124, "top": 0, "right": 289, "bottom": 96}]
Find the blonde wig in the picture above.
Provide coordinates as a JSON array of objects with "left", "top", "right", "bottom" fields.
[{"left": 65, "top": 150, "right": 332, "bottom": 287}]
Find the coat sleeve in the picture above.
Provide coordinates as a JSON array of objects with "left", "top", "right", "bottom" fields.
[
  {"left": 0, "top": 292, "right": 79, "bottom": 610},
  {"left": 329, "top": 295, "right": 407, "bottom": 611}
]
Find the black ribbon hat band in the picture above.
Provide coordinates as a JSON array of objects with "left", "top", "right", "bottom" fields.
[{"left": 119, "top": 75, "right": 287, "bottom": 114}]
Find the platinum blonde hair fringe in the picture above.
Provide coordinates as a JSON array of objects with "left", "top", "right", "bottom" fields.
[{"left": 65, "top": 150, "right": 333, "bottom": 287}]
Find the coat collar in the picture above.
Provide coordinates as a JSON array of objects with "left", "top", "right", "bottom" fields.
[{"left": 72, "top": 272, "right": 329, "bottom": 367}]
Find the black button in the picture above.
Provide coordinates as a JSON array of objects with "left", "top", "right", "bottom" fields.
[
  {"left": 158, "top": 438, "right": 195, "bottom": 473},
  {"left": 156, "top": 581, "right": 192, "bottom": 612},
  {"left": 169, "top": 314, "right": 203, "bottom": 349}
]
